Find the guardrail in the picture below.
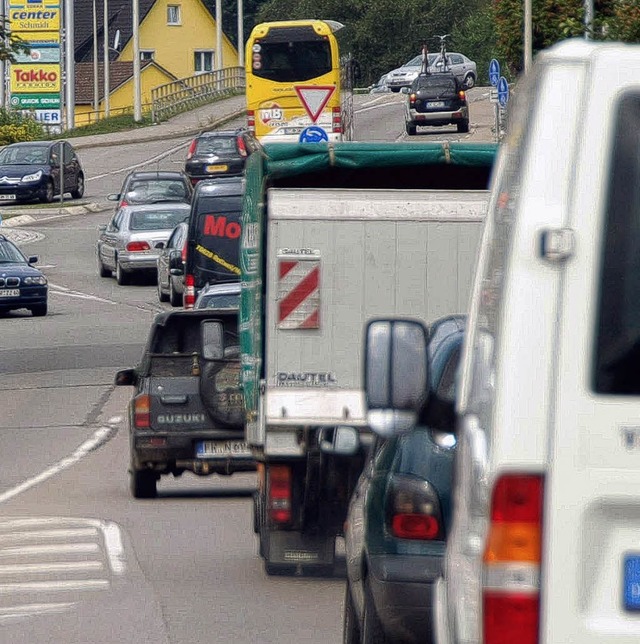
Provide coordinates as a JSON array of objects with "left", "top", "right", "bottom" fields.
[{"left": 151, "top": 67, "right": 245, "bottom": 123}]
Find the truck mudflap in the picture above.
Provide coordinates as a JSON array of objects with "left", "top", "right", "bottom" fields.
[{"left": 263, "top": 530, "right": 335, "bottom": 574}]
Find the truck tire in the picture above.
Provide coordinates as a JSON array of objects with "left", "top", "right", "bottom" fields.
[
  {"left": 343, "top": 581, "right": 361, "bottom": 644},
  {"left": 130, "top": 469, "right": 157, "bottom": 499},
  {"left": 362, "top": 576, "right": 390, "bottom": 644},
  {"left": 253, "top": 491, "right": 262, "bottom": 534}
]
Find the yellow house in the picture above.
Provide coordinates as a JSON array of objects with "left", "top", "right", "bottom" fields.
[{"left": 73, "top": 0, "right": 239, "bottom": 120}]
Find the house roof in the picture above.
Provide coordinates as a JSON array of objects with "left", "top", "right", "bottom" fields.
[{"left": 74, "top": 60, "right": 175, "bottom": 104}]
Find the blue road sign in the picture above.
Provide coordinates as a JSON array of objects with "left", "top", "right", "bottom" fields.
[
  {"left": 489, "top": 59, "right": 500, "bottom": 87},
  {"left": 497, "top": 76, "right": 509, "bottom": 107},
  {"left": 299, "top": 126, "right": 328, "bottom": 143}
]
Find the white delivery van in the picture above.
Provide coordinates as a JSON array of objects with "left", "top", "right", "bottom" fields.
[{"left": 433, "top": 39, "right": 640, "bottom": 643}]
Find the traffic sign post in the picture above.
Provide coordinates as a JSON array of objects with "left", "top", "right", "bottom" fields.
[
  {"left": 489, "top": 59, "right": 500, "bottom": 87},
  {"left": 497, "top": 76, "right": 509, "bottom": 107}
]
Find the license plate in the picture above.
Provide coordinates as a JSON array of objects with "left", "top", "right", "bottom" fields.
[
  {"left": 196, "top": 440, "right": 251, "bottom": 458},
  {"left": 284, "top": 127, "right": 302, "bottom": 135},
  {"left": 207, "top": 164, "right": 229, "bottom": 172},
  {"left": 426, "top": 101, "right": 446, "bottom": 108},
  {"left": 0, "top": 289, "right": 19, "bottom": 297},
  {"left": 0, "top": 194, "right": 16, "bottom": 201},
  {"left": 623, "top": 554, "right": 640, "bottom": 610}
]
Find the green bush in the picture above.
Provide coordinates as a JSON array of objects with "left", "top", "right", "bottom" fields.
[{"left": 0, "top": 109, "right": 46, "bottom": 145}]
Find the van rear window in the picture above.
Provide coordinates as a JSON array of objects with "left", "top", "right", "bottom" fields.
[{"left": 594, "top": 93, "right": 640, "bottom": 394}]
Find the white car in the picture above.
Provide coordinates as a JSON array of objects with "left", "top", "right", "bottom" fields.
[
  {"left": 386, "top": 54, "right": 437, "bottom": 92},
  {"left": 386, "top": 52, "right": 477, "bottom": 92}
]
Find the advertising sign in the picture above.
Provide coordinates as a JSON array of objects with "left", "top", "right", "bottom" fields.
[
  {"left": 10, "top": 92, "right": 60, "bottom": 109},
  {"left": 8, "top": 5, "right": 60, "bottom": 32},
  {"left": 12, "top": 31, "right": 60, "bottom": 63},
  {"left": 21, "top": 108, "right": 61, "bottom": 124},
  {"left": 10, "top": 63, "right": 60, "bottom": 93}
]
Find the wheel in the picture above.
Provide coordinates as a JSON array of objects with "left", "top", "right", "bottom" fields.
[
  {"left": 71, "top": 174, "right": 85, "bottom": 199},
  {"left": 457, "top": 119, "right": 470, "bottom": 133},
  {"left": 169, "top": 277, "right": 182, "bottom": 307},
  {"left": 362, "top": 576, "right": 390, "bottom": 644},
  {"left": 406, "top": 122, "right": 417, "bottom": 136},
  {"left": 343, "top": 581, "right": 361, "bottom": 644},
  {"left": 463, "top": 73, "right": 476, "bottom": 89},
  {"left": 97, "top": 253, "right": 111, "bottom": 278},
  {"left": 30, "top": 304, "right": 47, "bottom": 317},
  {"left": 157, "top": 276, "right": 169, "bottom": 302},
  {"left": 40, "top": 180, "right": 54, "bottom": 203},
  {"left": 130, "top": 469, "right": 157, "bottom": 499},
  {"left": 115, "top": 259, "right": 130, "bottom": 286},
  {"left": 253, "top": 491, "right": 261, "bottom": 534}
]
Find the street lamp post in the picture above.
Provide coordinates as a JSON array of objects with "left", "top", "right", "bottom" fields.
[
  {"left": 524, "top": 0, "right": 532, "bottom": 74},
  {"left": 64, "top": 0, "right": 75, "bottom": 129},
  {"left": 237, "top": 0, "right": 244, "bottom": 68},
  {"left": 92, "top": 0, "right": 99, "bottom": 113},
  {"left": 215, "top": 0, "right": 223, "bottom": 71},
  {"left": 103, "top": 0, "right": 110, "bottom": 117},
  {"left": 584, "top": 0, "right": 594, "bottom": 38},
  {"left": 132, "top": 0, "right": 141, "bottom": 121}
]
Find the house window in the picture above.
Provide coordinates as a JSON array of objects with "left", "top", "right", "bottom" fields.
[
  {"left": 194, "top": 50, "right": 214, "bottom": 74},
  {"left": 167, "top": 5, "right": 181, "bottom": 25},
  {"left": 140, "top": 50, "right": 154, "bottom": 61}
]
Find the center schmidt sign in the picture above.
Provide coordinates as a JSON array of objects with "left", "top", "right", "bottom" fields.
[
  {"left": 9, "top": 6, "right": 60, "bottom": 32},
  {"left": 11, "top": 64, "right": 60, "bottom": 92}
]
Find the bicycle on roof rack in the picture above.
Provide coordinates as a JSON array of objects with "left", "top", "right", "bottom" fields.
[{"left": 433, "top": 34, "right": 451, "bottom": 73}]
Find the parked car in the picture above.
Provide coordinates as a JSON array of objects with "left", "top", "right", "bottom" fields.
[
  {"left": 386, "top": 54, "right": 437, "bottom": 92},
  {"left": 0, "top": 233, "right": 48, "bottom": 316},
  {"left": 115, "top": 308, "right": 254, "bottom": 498},
  {"left": 194, "top": 282, "right": 240, "bottom": 310},
  {"left": 405, "top": 72, "right": 469, "bottom": 135},
  {"left": 0, "top": 140, "right": 84, "bottom": 204},
  {"left": 429, "top": 52, "right": 477, "bottom": 89},
  {"left": 96, "top": 202, "right": 191, "bottom": 285},
  {"left": 184, "top": 128, "right": 256, "bottom": 184},
  {"left": 156, "top": 221, "right": 188, "bottom": 306},
  {"left": 107, "top": 170, "right": 193, "bottom": 210},
  {"left": 343, "top": 315, "right": 465, "bottom": 644}
]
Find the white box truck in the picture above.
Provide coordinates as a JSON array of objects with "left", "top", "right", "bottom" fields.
[{"left": 240, "top": 142, "right": 496, "bottom": 574}]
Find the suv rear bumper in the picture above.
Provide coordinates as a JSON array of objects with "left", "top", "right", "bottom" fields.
[{"left": 406, "top": 106, "right": 469, "bottom": 127}]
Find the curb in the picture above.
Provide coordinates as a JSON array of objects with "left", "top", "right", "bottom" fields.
[
  {"left": 0, "top": 201, "right": 105, "bottom": 226},
  {"left": 71, "top": 108, "right": 247, "bottom": 150}
]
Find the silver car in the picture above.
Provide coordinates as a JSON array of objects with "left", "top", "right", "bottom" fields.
[
  {"left": 96, "top": 202, "right": 191, "bottom": 285},
  {"left": 386, "top": 54, "right": 437, "bottom": 92},
  {"left": 428, "top": 52, "right": 477, "bottom": 88}
]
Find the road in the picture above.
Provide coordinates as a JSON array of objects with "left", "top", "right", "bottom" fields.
[{"left": 0, "top": 90, "right": 495, "bottom": 643}]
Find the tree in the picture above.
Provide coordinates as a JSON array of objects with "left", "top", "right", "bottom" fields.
[{"left": 0, "top": 18, "right": 31, "bottom": 62}]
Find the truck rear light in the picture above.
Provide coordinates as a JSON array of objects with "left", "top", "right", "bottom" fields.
[
  {"left": 247, "top": 110, "right": 255, "bottom": 133},
  {"left": 184, "top": 274, "right": 195, "bottom": 309},
  {"left": 332, "top": 106, "right": 342, "bottom": 134},
  {"left": 186, "top": 138, "right": 197, "bottom": 160},
  {"left": 126, "top": 241, "right": 151, "bottom": 252},
  {"left": 483, "top": 473, "right": 544, "bottom": 644},
  {"left": 237, "top": 135, "right": 248, "bottom": 157},
  {"left": 386, "top": 474, "right": 444, "bottom": 541},
  {"left": 134, "top": 394, "right": 150, "bottom": 429},
  {"left": 268, "top": 465, "right": 292, "bottom": 524}
]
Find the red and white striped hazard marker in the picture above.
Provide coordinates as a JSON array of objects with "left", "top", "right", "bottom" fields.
[{"left": 277, "top": 258, "right": 320, "bottom": 329}]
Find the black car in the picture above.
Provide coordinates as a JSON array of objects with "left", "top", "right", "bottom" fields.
[
  {"left": 115, "top": 309, "right": 254, "bottom": 498},
  {"left": 0, "top": 140, "right": 85, "bottom": 204},
  {"left": 0, "top": 234, "right": 48, "bottom": 316},
  {"left": 156, "top": 221, "right": 188, "bottom": 306},
  {"left": 343, "top": 315, "right": 465, "bottom": 644},
  {"left": 404, "top": 72, "right": 470, "bottom": 135},
  {"left": 184, "top": 129, "right": 256, "bottom": 184},
  {"left": 107, "top": 170, "right": 193, "bottom": 210}
]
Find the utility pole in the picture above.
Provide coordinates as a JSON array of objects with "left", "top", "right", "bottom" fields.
[
  {"left": 92, "top": 0, "right": 99, "bottom": 114},
  {"left": 132, "top": 0, "right": 141, "bottom": 121},
  {"left": 584, "top": 0, "right": 594, "bottom": 39},
  {"left": 524, "top": 0, "right": 532, "bottom": 74},
  {"left": 237, "top": 0, "right": 244, "bottom": 67},
  {"left": 103, "top": 0, "right": 110, "bottom": 117},
  {"left": 215, "top": 0, "right": 223, "bottom": 71},
  {"left": 64, "top": 0, "right": 75, "bottom": 129}
]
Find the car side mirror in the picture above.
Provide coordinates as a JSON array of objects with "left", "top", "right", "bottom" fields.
[
  {"left": 201, "top": 320, "right": 224, "bottom": 360},
  {"left": 98, "top": 224, "right": 107, "bottom": 233},
  {"left": 364, "top": 319, "right": 430, "bottom": 438},
  {"left": 107, "top": 194, "right": 119, "bottom": 202},
  {"left": 115, "top": 368, "right": 137, "bottom": 386},
  {"left": 27, "top": 255, "right": 38, "bottom": 264},
  {"left": 319, "top": 426, "right": 360, "bottom": 456}
]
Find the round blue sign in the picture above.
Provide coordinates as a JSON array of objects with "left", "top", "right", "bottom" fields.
[
  {"left": 489, "top": 59, "right": 500, "bottom": 87},
  {"left": 299, "top": 126, "right": 329, "bottom": 144},
  {"left": 497, "top": 76, "right": 509, "bottom": 107}
]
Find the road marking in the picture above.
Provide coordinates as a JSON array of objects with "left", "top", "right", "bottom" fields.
[
  {"left": 358, "top": 95, "right": 391, "bottom": 108},
  {"left": 355, "top": 100, "right": 404, "bottom": 115},
  {"left": 0, "top": 543, "right": 100, "bottom": 557},
  {"left": 0, "top": 561, "right": 104, "bottom": 575},
  {"left": 0, "top": 528, "right": 98, "bottom": 542},
  {"left": 0, "top": 602, "right": 75, "bottom": 625},
  {"left": 102, "top": 521, "right": 126, "bottom": 574},
  {"left": 0, "top": 580, "right": 110, "bottom": 594},
  {"left": 48, "top": 283, "right": 119, "bottom": 305}
]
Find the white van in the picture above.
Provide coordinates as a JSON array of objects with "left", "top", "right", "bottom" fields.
[{"left": 433, "top": 39, "right": 640, "bottom": 643}]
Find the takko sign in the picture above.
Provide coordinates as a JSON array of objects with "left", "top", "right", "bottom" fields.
[{"left": 10, "top": 64, "right": 60, "bottom": 92}]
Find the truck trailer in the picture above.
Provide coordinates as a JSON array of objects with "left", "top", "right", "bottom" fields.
[{"left": 240, "top": 141, "right": 497, "bottom": 575}]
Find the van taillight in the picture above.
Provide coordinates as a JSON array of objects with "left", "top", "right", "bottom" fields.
[
  {"left": 483, "top": 473, "right": 544, "bottom": 644},
  {"left": 386, "top": 474, "right": 444, "bottom": 540},
  {"left": 126, "top": 241, "right": 150, "bottom": 252},
  {"left": 268, "top": 465, "right": 292, "bottom": 524},
  {"left": 134, "top": 394, "right": 150, "bottom": 429},
  {"left": 186, "top": 139, "right": 197, "bottom": 160},
  {"left": 237, "top": 135, "right": 247, "bottom": 157},
  {"left": 247, "top": 110, "right": 255, "bottom": 133},
  {"left": 184, "top": 273, "right": 195, "bottom": 309},
  {"left": 332, "top": 106, "right": 341, "bottom": 134},
  {"left": 458, "top": 90, "right": 466, "bottom": 100}
]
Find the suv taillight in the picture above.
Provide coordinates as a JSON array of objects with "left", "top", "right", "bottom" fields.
[
  {"left": 237, "top": 135, "right": 247, "bottom": 157},
  {"left": 386, "top": 474, "right": 444, "bottom": 540},
  {"left": 268, "top": 465, "right": 292, "bottom": 524},
  {"left": 410, "top": 93, "right": 417, "bottom": 105},
  {"left": 186, "top": 138, "right": 197, "bottom": 160},
  {"left": 458, "top": 90, "right": 466, "bottom": 100},
  {"left": 133, "top": 394, "right": 150, "bottom": 429},
  {"left": 184, "top": 273, "right": 195, "bottom": 309},
  {"left": 483, "top": 473, "right": 544, "bottom": 644}
]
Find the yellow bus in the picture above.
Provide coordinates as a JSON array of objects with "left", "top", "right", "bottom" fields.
[{"left": 245, "top": 19, "right": 354, "bottom": 143}]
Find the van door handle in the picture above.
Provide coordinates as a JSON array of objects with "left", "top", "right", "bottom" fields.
[{"left": 160, "top": 395, "right": 187, "bottom": 404}]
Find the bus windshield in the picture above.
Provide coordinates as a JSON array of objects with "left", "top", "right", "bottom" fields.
[{"left": 253, "top": 40, "right": 332, "bottom": 83}]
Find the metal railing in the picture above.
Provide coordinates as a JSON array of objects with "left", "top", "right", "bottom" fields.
[{"left": 151, "top": 66, "right": 245, "bottom": 123}]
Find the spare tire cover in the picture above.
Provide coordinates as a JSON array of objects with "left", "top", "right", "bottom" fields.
[{"left": 199, "top": 346, "right": 244, "bottom": 428}]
